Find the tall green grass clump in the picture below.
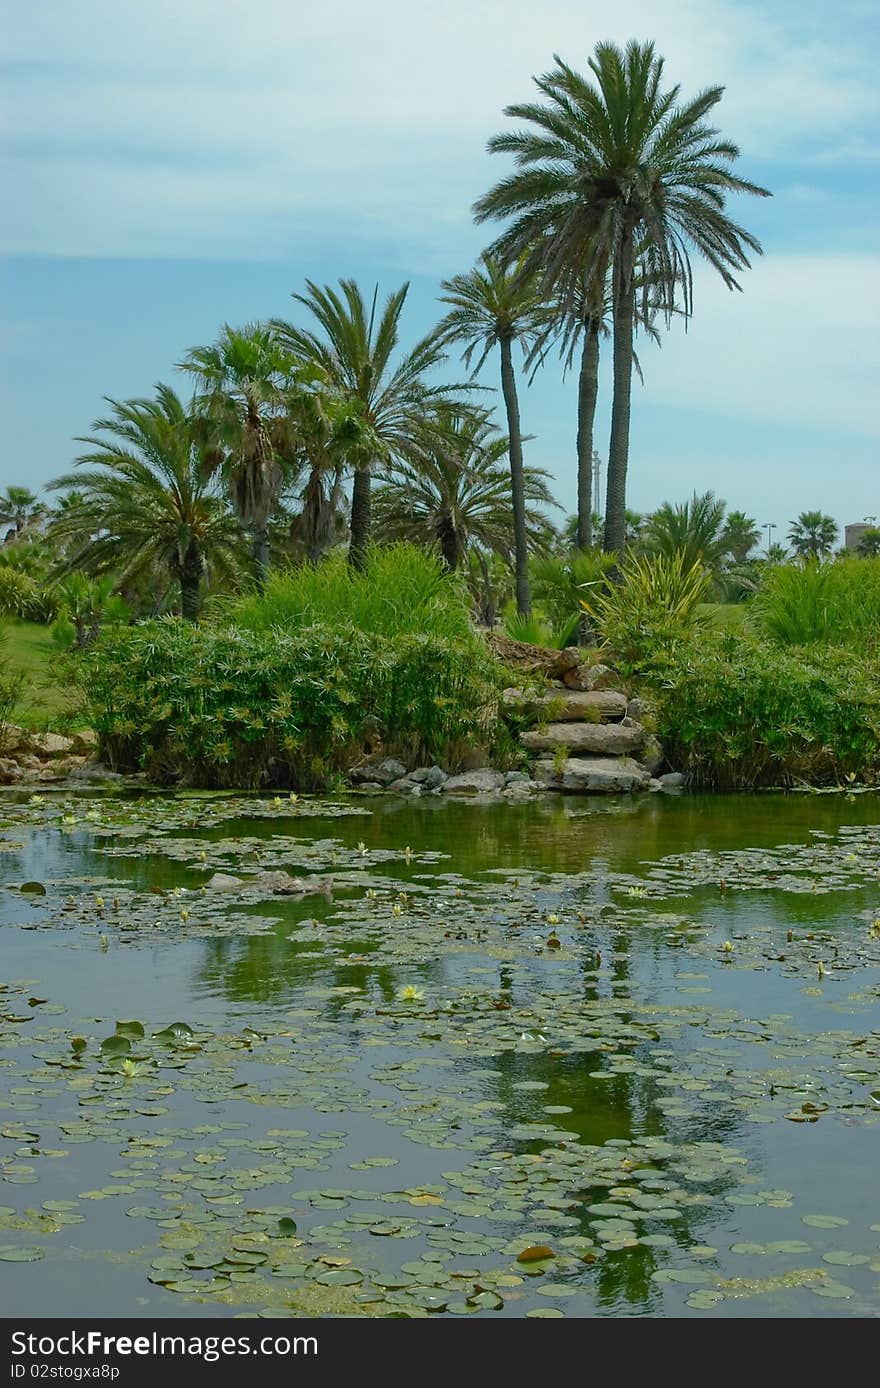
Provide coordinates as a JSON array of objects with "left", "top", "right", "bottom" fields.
[
  {"left": 750, "top": 556, "right": 880, "bottom": 650},
  {"left": 654, "top": 634, "right": 880, "bottom": 789},
  {"left": 230, "top": 545, "right": 476, "bottom": 645},
  {"left": 581, "top": 551, "right": 712, "bottom": 673},
  {"left": 77, "top": 616, "right": 501, "bottom": 789}
]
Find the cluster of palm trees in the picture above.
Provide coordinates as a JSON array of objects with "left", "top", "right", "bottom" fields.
[{"left": 17, "top": 40, "right": 773, "bottom": 620}]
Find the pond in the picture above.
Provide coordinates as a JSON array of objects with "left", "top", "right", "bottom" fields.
[{"left": 1, "top": 787, "right": 879, "bottom": 1319}]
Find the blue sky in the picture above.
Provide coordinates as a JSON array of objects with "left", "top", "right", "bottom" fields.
[{"left": 1, "top": 0, "right": 878, "bottom": 541}]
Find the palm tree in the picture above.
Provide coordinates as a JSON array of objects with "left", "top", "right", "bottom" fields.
[
  {"left": 181, "top": 324, "right": 301, "bottom": 583},
  {"left": 474, "top": 40, "right": 770, "bottom": 554},
  {"left": 372, "top": 405, "right": 556, "bottom": 573},
  {"left": 0, "top": 486, "right": 45, "bottom": 538},
  {"left": 857, "top": 528, "right": 880, "bottom": 557},
  {"left": 643, "top": 491, "right": 728, "bottom": 574},
  {"left": 721, "top": 509, "right": 761, "bottom": 564},
  {"left": 787, "top": 511, "right": 839, "bottom": 559},
  {"left": 436, "top": 254, "right": 551, "bottom": 614},
  {"left": 47, "top": 386, "right": 242, "bottom": 620},
  {"left": 272, "top": 280, "right": 451, "bottom": 571}
]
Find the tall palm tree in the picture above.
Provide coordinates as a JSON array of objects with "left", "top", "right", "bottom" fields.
[
  {"left": 0, "top": 486, "right": 45, "bottom": 538},
  {"left": 372, "top": 405, "right": 556, "bottom": 573},
  {"left": 787, "top": 511, "right": 839, "bottom": 559},
  {"left": 436, "top": 254, "right": 550, "bottom": 614},
  {"left": 272, "top": 280, "right": 451, "bottom": 572},
  {"left": 181, "top": 324, "right": 301, "bottom": 583},
  {"left": 721, "top": 509, "right": 761, "bottom": 564},
  {"left": 474, "top": 40, "right": 770, "bottom": 554},
  {"left": 643, "top": 491, "right": 729, "bottom": 575},
  {"left": 47, "top": 386, "right": 242, "bottom": 620}
]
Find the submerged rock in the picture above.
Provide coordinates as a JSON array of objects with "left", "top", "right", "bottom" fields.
[
  {"left": 534, "top": 756, "right": 651, "bottom": 793},
  {"left": 441, "top": 768, "right": 505, "bottom": 795}
]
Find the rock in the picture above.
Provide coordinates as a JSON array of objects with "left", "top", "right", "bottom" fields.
[
  {"left": 584, "top": 664, "right": 620, "bottom": 690},
  {"left": 503, "top": 779, "right": 534, "bottom": 797},
  {"left": 504, "top": 688, "right": 627, "bottom": 722},
  {"left": 626, "top": 697, "right": 655, "bottom": 723},
  {"left": 52, "top": 755, "right": 89, "bottom": 776},
  {"left": 504, "top": 770, "right": 531, "bottom": 786},
  {"left": 30, "top": 732, "right": 74, "bottom": 759},
  {"left": 549, "top": 647, "right": 582, "bottom": 678},
  {"left": 534, "top": 756, "right": 651, "bottom": 793},
  {"left": 205, "top": 872, "right": 245, "bottom": 891},
  {"left": 0, "top": 758, "right": 24, "bottom": 784},
  {"left": 521, "top": 721, "right": 645, "bottom": 756},
  {"left": 388, "top": 776, "right": 420, "bottom": 794},
  {"left": 648, "top": 778, "right": 663, "bottom": 792},
  {"left": 70, "top": 729, "right": 99, "bottom": 754},
  {"left": 658, "top": 771, "right": 685, "bottom": 791},
  {"left": 208, "top": 870, "right": 331, "bottom": 897},
  {"left": 69, "top": 761, "right": 123, "bottom": 782},
  {"left": 422, "top": 765, "right": 447, "bottom": 790},
  {"left": 561, "top": 664, "right": 594, "bottom": 691},
  {"left": 357, "top": 781, "right": 384, "bottom": 792},
  {"left": 639, "top": 735, "right": 664, "bottom": 776},
  {"left": 0, "top": 725, "right": 27, "bottom": 754},
  {"left": 15, "top": 754, "right": 42, "bottom": 771},
  {"left": 441, "top": 768, "right": 505, "bottom": 795},
  {"left": 349, "top": 757, "right": 407, "bottom": 787}
]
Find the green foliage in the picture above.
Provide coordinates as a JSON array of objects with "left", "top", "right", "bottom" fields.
[
  {"left": 642, "top": 491, "right": 728, "bottom": 574},
  {"left": 530, "top": 550, "right": 615, "bottom": 627},
  {"left": 654, "top": 634, "right": 880, "bottom": 789},
  {"left": 581, "top": 550, "right": 712, "bottom": 673},
  {"left": 76, "top": 616, "right": 501, "bottom": 789},
  {"left": 503, "top": 609, "right": 580, "bottom": 650},
  {"left": 749, "top": 556, "right": 880, "bottom": 650},
  {"left": 229, "top": 544, "right": 477, "bottom": 646},
  {"left": 0, "top": 629, "right": 25, "bottom": 744},
  {"left": 0, "top": 567, "right": 56, "bottom": 622},
  {"left": 50, "top": 573, "right": 129, "bottom": 650}
]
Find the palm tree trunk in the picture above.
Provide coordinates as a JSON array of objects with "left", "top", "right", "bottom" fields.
[
  {"left": 476, "top": 549, "right": 496, "bottom": 627},
  {"left": 436, "top": 516, "right": 460, "bottom": 572},
  {"left": 576, "top": 321, "right": 600, "bottom": 551},
  {"left": 499, "top": 335, "right": 531, "bottom": 616},
  {"left": 180, "top": 540, "right": 203, "bottom": 621},
  {"left": 604, "top": 229, "right": 636, "bottom": 556},
  {"left": 349, "top": 467, "right": 371, "bottom": 572},
  {"left": 252, "top": 526, "right": 270, "bottom": 586}
]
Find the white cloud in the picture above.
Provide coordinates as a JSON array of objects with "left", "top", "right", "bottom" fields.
[
  {"left": 638, "top": 254, "right": 880, "bottom": 438},
  {"left": 2, "top": 0, "right": 877, "bottom": 259}
]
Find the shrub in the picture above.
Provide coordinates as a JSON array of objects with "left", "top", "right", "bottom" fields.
[
  {"left": 76, "top": 618, "right": 502, "bottom": 788},
  {"left": 750, "top": 556, "right": 880, "bottom": 650},
  {"left": 653, "top": 634, "right": 880, "bottom": 789},
  {"left": 580, "top": 551, "right": 712, "bottom": 673},
  {"left": 228, "top": 544, "right": 476, "bottom": 646},
  {"left": 0, "top": 628, "right": 25, "bottom": 745},
  {"left": 530, "top": 551, "right": 615, "bottom": 628},
  {"left": 503, "top": 609, "right": 580, "bottom": 650},
  {"left": 0, "top": 568, "right": 56, "bottom": 622}
]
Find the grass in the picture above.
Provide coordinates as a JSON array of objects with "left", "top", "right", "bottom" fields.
[
  {"left": 700, "top": 602, "right": 747, "bottom": 631},
  {"left": 1, "top": 619, "right": 75, "bottom": 725}
]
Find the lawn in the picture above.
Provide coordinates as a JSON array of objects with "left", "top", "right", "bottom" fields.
[
  {"left": 1, "top": 618, "right": 75, "bottom": 725},
  {"left": 700, "top": 602, "right": 748, "bottom": 631}
]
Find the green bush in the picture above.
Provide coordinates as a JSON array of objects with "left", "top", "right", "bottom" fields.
[
  {"left": 653, "top": 634, "right": 880, "bottom": 789},
  {"left": 228, "top": 544, "right": 477, "bottom": 646},
  {"left": 750, "top": 556, "right": 880, "bottom": 650},
  {"left": 503, "top": 609, "right": 580, "bottom": 650},
  {"left": 0, "top": 628, "right": 25, "bottom": 745},
  {"left": 581, "top": 551, "right": 712, "bottom": 674},
  {"left": 76, "top": 618, "right": 502, "bottom": 788},
  {"left": 0, "top": 568, "right": 56, "bottom": 622}
]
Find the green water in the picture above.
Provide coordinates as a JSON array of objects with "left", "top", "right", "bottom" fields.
[{"left": 1, "top": 787, "right": 879, "bottom": 1318}]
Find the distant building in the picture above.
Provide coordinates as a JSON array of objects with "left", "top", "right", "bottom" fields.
[{"left": 845, "top": 523, "right": 872, "bottom": 551}]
